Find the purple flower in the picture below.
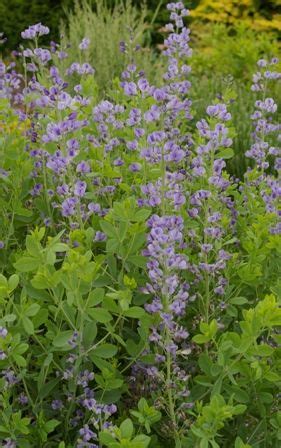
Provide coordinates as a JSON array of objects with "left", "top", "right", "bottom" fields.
[
  {"left": 62, "top": 367, "right": 74, "bottom": 380},
  {"left": 119, "top": 41, "right": 127, "bottom": 53},
  {"left": 257, "top": 59, "right": 267, "bottom": 67},
  {"left": 51, "top": 399, "right": 64, "bottom": 410},
  {"left": 0, "top": 326, "right": 8, "bottom": 338},
  {"left": 79, "top": 38, "right": 90, "bottom": 50},
  {"left": 67, "top": 62, "right": 95, "bottom": 76},
  {"left": 2, "top": 369, "right": 18, "bottom": 386},
  {"left": 153, "top": 87, "right": 167, "bottom": 102},
  {"left": 206, "top": 103, "right": 231, "bottom": 121},
  {"left": 94, "top": 231, "right": 107, "bottom": 242},
  {"left": 123, "top": 81, "right": 137, "bottom": 96},
  {"left": 79, "top": 424, "right": 96, "bottom": 442},
  {"left": 68, "top": 330, "right": 79, "bottom": 348},
  {"left": 138, "top": 78, "right": 149, "bottom": 92},
  {"left": 34, "top": 48, "right": 51, "bottom": 64},
  {"left": 77, "top": 370, "right": 94, "bottom": 388},
  {"left": 104, "top": 404, "right": 117, "bottom": 415},
  {"left": 61, "top": 197, "right": 78, "bottom": 217},
  {"left": 113, "top": 158, "right": 123, "bottom": 166},
  {"left": 74, "top": 180, "right": 87, "bottom": 197},
  {"left": 129, "top": 163, "right": 141, "bottom": 172},
  {"left": 77, "top": 161, "right": 91, "bottom": 174},
  {"left": 57, "top": 184, "right": 69, "bottom": 196},
  {"left": 18, "top": 393, "right": 29, "bottom": 405},
  {"left": 31, "top": 183, "right": 43, "bottom": 196},
  {"left": 88, "top": 203, "right": 101, "bottom": 214},
  {"left": 0, "top": 350, "right": 7, "bottom": 360},
  {"left": 2, "top": 439, "right": 16, "bottom": 448},
  {"left": 21, "top": 23, "right": 49, "bottom": 39}
]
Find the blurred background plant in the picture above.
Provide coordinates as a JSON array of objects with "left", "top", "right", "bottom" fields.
[
  {"left": 1, "top": 0, "right": 280, "bottom": 54},
  {"left": 189, "top": 0, "right": 281, "bottom": 33},
  {"left": 0, "top": 0, "right": 73, "bottom": 50},
  {"left": 191, "top": 22, "right": 279, "bottom": 80},
  {"left": 59, "top": 0, "right": 164, "bottom": 95}
]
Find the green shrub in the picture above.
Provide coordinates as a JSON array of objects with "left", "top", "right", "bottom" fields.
[{"left": 191, "top": 22, "right": 280, "bottom": 81}]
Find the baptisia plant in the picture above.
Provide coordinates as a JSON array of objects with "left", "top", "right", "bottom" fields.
[
  {"left": 245, "top": 57, "right": 281, "bottom": 235},
  {"left": 0, "top": 1, "right": 280, "bottom": 448}
]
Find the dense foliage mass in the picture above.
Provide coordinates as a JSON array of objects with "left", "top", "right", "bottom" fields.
[
  {"left": 190, "top": 0, "right": 281, "bottom": 32},
  {"left": 0, "top": 2, "right": 280, "bottom": 447}
]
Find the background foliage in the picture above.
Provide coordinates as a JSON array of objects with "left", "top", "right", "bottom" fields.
[{"left": 0, "top": 0, "right": 280, "bottom": 51}]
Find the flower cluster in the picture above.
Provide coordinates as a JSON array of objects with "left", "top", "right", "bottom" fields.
[
  {"left": 246, "top": 58, "right": 280, "bottom": 234},
  {"left": 0, "top": 60, "right": 23, "bottom": 103},
  {"left": 21, "top": 23, "right": 50, "bottom": 40},
  {"left": 247, "top": 58, "right": 280, "bottom": 170}
]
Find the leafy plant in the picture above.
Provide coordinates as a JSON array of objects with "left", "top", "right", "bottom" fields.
[{"left": 0, "top": 2, "right": 280, "bottom": 447}]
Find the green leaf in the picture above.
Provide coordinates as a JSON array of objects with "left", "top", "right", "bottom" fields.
[
  {"left": 198, "top": 354, "right": 212, "bottom": 375},
  {"left": 123, "top": 307, "right": 145, "bottom": 318},
  {"left": 38, "top": 378, "right": 60, "bottom": 399},
  {"left": 209, "top": 319, "right": 218, "bottom": 338},
  {"left": 93, "top": 343, "right": 118, "bottom": 359},
  {"left": 133, "top": 209, "right": 151, "bottom": 222},
  {"left": 14, "top": 343, "right": 29, "bottom": 355},
  {"left": 105, "top": 378, "right": 123, "bottom": 390},
  {"left": 14, "top": 256, "right": 40, "bottom": 272},
  {"left": 99, "top": 431, "right": 117, "bottom": 446},
  {"left": 44, "top": 419, "right": 60, "bottom": 434},
  {"left": 22, "top": 316, "right": 34, "bottom": 335},
  {"left": 88, "top": 308, "right": 112, "bottom": 323},
  {"left": 118, "top": 222, "right": 128, "bottom": 241},
  {"left": 211, "top": 376, "right": 222, "bottom": 396},
  {"left": 90, "top": 355, "right": 114, "bottom": 371},
  {"left": 13, "top": 354, "right": 27, "bottom": 367},
  {"left": 87, "top": 288, "right": 105, "bottom": 307},
  {"left": 3, "top": 313, "right": 16, "bottom": 322},
  {"left": 229, "top": 297, "right": 249, "bottom": 305},
  {"left": 120, "top": 418, "right": 134, "bottom": 439},
  {"left": 132, "top": 434, "right": 150, "bottom": 448},
  {"left": 8, "top": 274, "right": 19, "bottom": 291},
  {"left": 232, "top": 387, "right": 249, "bottom": 403},
  {"left": 129, "top": 234, "right": 146, "bottom": 254},
  {"left": 217, "top": 148, "right": 234, "bottom": 159},
  {"left": 83, "top": 321, "right": 97, "bottom": 348},
  {"left": 106, "top": 239, "right": 119, "bottom": 253},
  {"left": 52, "top": 331, "right": 73, "bottom": 347},
  {"left": 127, "top": 255, "right": 147, "bottom": 267},
  {"left": 235, "top": 437, "right": 252, "bottom": 448},
  {"left": 200, "top": 439, "right": 209, "bottom": 448},
  {"left": 126, "top": 339, "right": 144, "bottom": 357},
  {"left": 254, "top": 344, "right": 274, "bottom": 357},
  {"left": 259, "top": 392, "right": 273, "bottom": 404},
  {"left": 233, "top": 404, "right": 247, "bottom": 415},
  {"left": 26, "top": 235, "right": 41, "bottom": 257},
  {"left": 26, "top": 303, "right": 40, "bottom": 317},
  {"left": 193, "top": 334, "right": 210, "bottom": 344},
  {"left": 100, "top": 221, "right": 118, "bottom": 238},
  {"left": 264, "top": 371, "right": 280, "bottom": 382}
]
